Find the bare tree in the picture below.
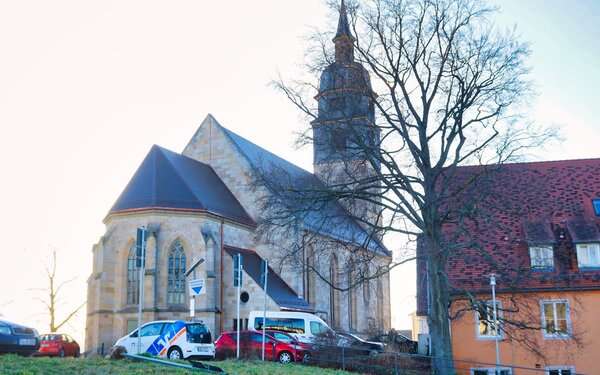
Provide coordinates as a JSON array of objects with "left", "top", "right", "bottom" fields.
[
  {"left": 257, "top": 0, "right": 559, "bottom": 373},
  {"left": 35, "top": 247, "right": 86, "bottom": 333}
]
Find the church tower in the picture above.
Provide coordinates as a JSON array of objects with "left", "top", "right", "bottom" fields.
[{"left": 312, "top": 0, "right": 380, "bottom": 221}]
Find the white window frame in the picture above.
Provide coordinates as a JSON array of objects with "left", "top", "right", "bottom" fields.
[
  {"left": 529, "top": 245, "right": 554, "bottom": 269},
  {"left": 545, "top": 366, "right": 575, "bottom": 375},
  {"left": 576, "top": 243, "right": 600, "bottom": 268},
  {"left": 540, "top": 299, "right": 571, "bottom": 339},
  {"left": 470, "top": 367, "right": 512, "bottom": 375},
  {"left": 475, "top": 300, "right": 504, "bottom": 340}
]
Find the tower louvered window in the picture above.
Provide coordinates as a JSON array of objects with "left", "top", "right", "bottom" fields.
[
  {"left": 127, "top": 245, "right": 139, "bottom": 304},
  {"left": 167, "top": 241, "right": 186, "bottom": 305}
]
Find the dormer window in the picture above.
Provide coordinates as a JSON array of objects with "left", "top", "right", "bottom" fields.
[
  {"left": 529, "top": 245, "right": 554, "bottom": 270},
  {"left": 576, "top": 243, "right": 600, "bottom": 268}
]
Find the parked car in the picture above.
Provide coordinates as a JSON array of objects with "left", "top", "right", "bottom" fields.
[
  {"left": 214, "top": 330, "right": 306, "bottom": 363},
  {"left": 38, "top": 333, "right": 80, "bottom": 357},
  {"left": 337, "top": 332, "right": 384, "bottom": 357},
  {"left": 114, "top": 320, "right": 214, "bottom": 360},
  {"left": 0, "top": 319, "right": 40, "bottom": 356},
  {"left": 367, "top": 332, "right": 417, "bottom": 354}
]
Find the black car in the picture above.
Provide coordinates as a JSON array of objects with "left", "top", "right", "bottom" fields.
[
  {"left": 0, "top": 319, "right": 41, "bottom": 356},
  {"left": 337, "top": 332, "right": 384, "bottom": 357},
  {"left": 367, "top": 332, "right": 417, "bottom": 354}
]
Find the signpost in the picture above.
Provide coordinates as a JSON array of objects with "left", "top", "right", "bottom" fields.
[
  {"left": 185, "top": 258, "right": 205, "bottom": 321},
  {"left": 233, "top": 254, "right": 243, "bottom": 359},
  {"left": 261, "top": 259, "right": 268, "bottom": 361},
  {"left": 135, "top": 226, "right": 146, "bottom": 354}
]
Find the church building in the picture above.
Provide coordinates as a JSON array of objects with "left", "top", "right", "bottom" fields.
[{"left": 85, "top": 1, "right": 391, "bottom": 353}]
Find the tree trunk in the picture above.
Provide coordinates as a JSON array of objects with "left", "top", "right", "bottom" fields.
[{"left": 426, "top": 238, "right": 454, "bottom": 374}]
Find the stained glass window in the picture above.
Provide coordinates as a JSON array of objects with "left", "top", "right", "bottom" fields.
[{"left": 167, "top": 241, "right": 186, "bottom": 305}]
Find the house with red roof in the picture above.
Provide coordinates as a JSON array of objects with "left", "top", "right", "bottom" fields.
[{"left": 416, "top": 158, "right": 600, "bottom": 375}]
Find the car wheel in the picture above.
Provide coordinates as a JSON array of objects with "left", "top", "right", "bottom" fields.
[
  {"left": 74, "top": 348, "right": 80, "bottom": 358},
  {"left": 167, "top": 347, "right": 183, "bottom": 361},
  {"left": 278, "top": 351, "right": 292, "bottom": 364},
  {"left": 368, "top": 349, "right": 378, "bottom": 358}
]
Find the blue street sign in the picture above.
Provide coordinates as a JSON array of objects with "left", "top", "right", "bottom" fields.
[
  {"left": 135, "top": 227, "right": 146, "bottom": 268},
  {"left": 261, "top": 259, "right": 268, "bottom": 287},
  {"left": 189, "top": 279, "right": 206, "bottom": 296}
]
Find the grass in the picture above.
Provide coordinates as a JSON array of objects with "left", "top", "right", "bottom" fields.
[{"left": 0, "top": 355, "right": 355, "bottom": 375}]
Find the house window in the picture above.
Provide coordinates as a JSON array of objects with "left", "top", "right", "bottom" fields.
[
  {"left": 546, "top": 367, "right": 574, "bottom": 375},
  {"left": 475, "top": 301, "right": 503, "bottom": 339},
  {"left": 593, "top": 199, "right": 600, "bottom": 215},
  {"left": 576, "top": 243, "right": 600, "bottom": 268},
  {"left": 471, "top": 368, "right": 512, "bottom": 375},
  {"left": 126, "top": 245, "right": 139, "bottom": 305},
  {"left": 541, "top": 300, "right": 570, "bottom": 338},
  {"left": 529, "top": 245, "right": 554, "bottom": 270},
  {"left": 167, "top": 241, "right": 186, "bottom": 305}
]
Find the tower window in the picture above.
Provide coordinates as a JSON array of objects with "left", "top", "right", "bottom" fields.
[
  {"left": 329, "top": 97, "right": 346, "bottom": 111},
  {"left": 593, "top": 199, "right": 600, "bottom": 215},
  {"left": 331, "top": 128, "right": 347, "bottom": 151}
]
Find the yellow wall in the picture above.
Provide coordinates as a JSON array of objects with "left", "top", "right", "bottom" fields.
[{"left": 450, "top": 290, "right": 600, "bottom": 374}]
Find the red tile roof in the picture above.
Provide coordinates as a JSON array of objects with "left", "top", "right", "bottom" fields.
[{"left": 417, "top": 158, "right": 600, "bottom": 315}]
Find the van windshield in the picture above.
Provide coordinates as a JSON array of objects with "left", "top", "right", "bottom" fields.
[{"left": 254, "top": 318, "right": 305, "bottom": 334}]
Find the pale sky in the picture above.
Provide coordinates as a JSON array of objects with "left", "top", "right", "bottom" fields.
[{"left": 0, "top": 1, "right": 598, "bottom": 351}]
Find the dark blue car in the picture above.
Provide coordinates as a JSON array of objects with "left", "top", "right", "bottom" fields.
[{"left": 0, "top": 319, "right": 40, "bottom": 356}]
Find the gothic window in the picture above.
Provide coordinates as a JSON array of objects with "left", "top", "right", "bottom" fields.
[
  {"left": 167, "top": 241, "right": 186, "bottom": 305},
  {"left": 348, "top": 268, "right": 358, "bottom": 332},
  {"left": 305, "top": 246, "right": 316, "bottom": 306},
  {"left": 329, "top": 256, "right": 340, "bottom": 328},
  {"left": 126, "top": 244, "right": 139, "bottom": 305}
]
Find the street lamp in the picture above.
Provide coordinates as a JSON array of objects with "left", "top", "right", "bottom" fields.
[{"left": 490, "top": 274, "right": 501, "bottom": 375}]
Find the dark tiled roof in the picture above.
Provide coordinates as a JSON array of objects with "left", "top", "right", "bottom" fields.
[
  {"left": 566, "top": 219, "right": 600, "bottom": 242},
  {"left": 521, "top": 220, "right": 556, "bottom": 244},
  {"left": 224, "top": 246, "right": 314, "bottom": 312},
  {"left": 417, "top": 158, "right": 600, "bottom": 315},
  {"left": 109, "top": 145, "right": 254, "bottom": 226},
  {"left": 221, "top": 126, "right": 389, "bottom": 256}
]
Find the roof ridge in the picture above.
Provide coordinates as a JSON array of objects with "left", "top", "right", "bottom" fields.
[{"left": 459, "top": 157, "right": 600, "bottom": 169}]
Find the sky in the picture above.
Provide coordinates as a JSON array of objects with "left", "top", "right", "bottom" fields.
[{"left": 0, "top": 0, "right": 598, "bottom": 351}]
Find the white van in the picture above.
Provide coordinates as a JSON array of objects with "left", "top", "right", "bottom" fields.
[
  {"left": 114, "top": 320, "right": 215, "bottom": 360},
  {"left": 248, "top": 311, "right": 332, "bottom": 343}
]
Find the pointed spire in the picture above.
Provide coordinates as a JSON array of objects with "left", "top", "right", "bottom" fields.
[
  {"left": 335, "top": 0, "right": 353, "bottom": 38},
  {"left": 333, "top": 0, "right": 355, "bottom": 63}
]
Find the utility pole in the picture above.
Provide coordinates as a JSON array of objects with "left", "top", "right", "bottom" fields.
[
  {"left": 490, "top": 274, "right": 501, "bottom": 374},
  {"left": 261, "top": 259, "right": 268, "bottom": 361},
  {"left": 234, "top": 254, "right": 243, "bottom": 359}
]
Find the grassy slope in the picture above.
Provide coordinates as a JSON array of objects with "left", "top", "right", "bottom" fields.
[{"left": 0, "top": 355, "right": 354, "bottom": 375}]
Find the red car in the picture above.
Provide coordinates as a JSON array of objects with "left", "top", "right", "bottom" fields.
[
  {"left": 38, "top": 333, "right": 80, "bottom": 357},
  {"left": 215, "top": 331, "right": 306, "bottom": 363}
]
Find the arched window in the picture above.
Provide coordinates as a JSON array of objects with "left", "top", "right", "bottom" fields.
[
  {"left": 348, "top": 268, "right": 358, "bottom": 331},
  {"left": 167, "top": 241, "right": 186, "bottom": 305},
  {"left": 329, "top": 255, "right": 340, "bottom": 328},
  {"left": 127, "top": 244, "right": 139, "bottom": 305},
  {"left": 305, "top": 246, "right": 316, "bottom": 306}
]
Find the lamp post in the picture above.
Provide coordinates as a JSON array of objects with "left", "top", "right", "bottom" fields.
[{"left": 490, "top": 274, "right": 501, "bottom": 374}]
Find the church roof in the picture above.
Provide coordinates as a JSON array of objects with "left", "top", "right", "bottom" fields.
[
  {"left": 224, "top": 246, "right": 314, "bottom": 312},
  {"left": 109, "top": 145, "right": 254, "bottom": 226},
  {"left": 220, "top": 124, "right": 389, "bottom": 256}
]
